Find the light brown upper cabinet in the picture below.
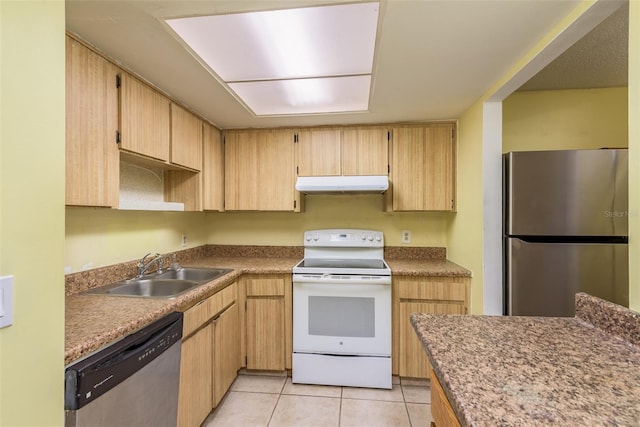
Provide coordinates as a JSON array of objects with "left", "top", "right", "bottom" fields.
[
  {"left": 296, "top": 127, "right": 389, "bottom": 176},
  {"left": 118, "top": 72, "right": 171, "bottom": 162},
  {"left": 342, "top": 127, "right": 389, "bottom": 175},
  {"left": 224, "top": 129, "right": 296, "bottom": 211},
  {"left": 296, "top": 129, "right": 342, "bottom": 176},
  {"left": 65, "top": 36, "right": 119, "bottom": 207},
  {"left": 202, "top": 122, "right": 224, "bottom": 211},
  {"left": 391, "top": 123, "right": 456, "bottom": 211},
  {"left": 170, "top": 103, "right": 202, "bottom": 171}
]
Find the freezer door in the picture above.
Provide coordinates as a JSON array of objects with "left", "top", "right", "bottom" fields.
[
  {"left": 506, "top": 238, "right": 628, "bottom": 317},
  {"left": 505, "top": 149, "right": 628, "bottom": 236}
]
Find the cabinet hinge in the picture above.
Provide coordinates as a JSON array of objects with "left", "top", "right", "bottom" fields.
[
  {"left": 116, "top": 75, "right": 121, "bottom": 88},
  {"left": 387, "top": 164, "right": 390, "bottom": 174},
  {"left": 294, "top": 200, "right": 297, "bottom": 209},
  {"left": 116, "top": 130, "right": 121, "bottom": 144},
  {"left": 296, "top": 166, "right": 299, "bottom": 175},
  {"left": 245, "top": 355, "right": 248, "bottom": 365},
  {"left": 451, "top": 199, "right": 454, "bottom": 209},
  {"left": 293, "top": 134, "right": 298, "bottom": 143},
  {"left": 452, "top": 129, "right": 455, "bottom": 139},
  {"left": 387, "top": 131, "right": 390, "bottom": 141}
]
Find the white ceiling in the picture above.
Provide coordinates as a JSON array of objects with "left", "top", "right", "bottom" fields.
[{"left": 65, "top": 0, "right": 625, "bottom": 130}]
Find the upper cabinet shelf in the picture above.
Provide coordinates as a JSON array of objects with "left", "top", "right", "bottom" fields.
[{"left": 65, "top": 34, "right": 215, "bottom": 211}]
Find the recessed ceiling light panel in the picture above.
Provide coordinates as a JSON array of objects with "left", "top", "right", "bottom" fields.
[
  {"left": 229, "top": 75, "right": 372, "bottom": 115},
  {"left": 165, "top": 2, "right": 379, "bottom": 116}
]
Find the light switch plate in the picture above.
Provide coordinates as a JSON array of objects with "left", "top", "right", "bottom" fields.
[{"left": 0, "top": 275, "right": 14, "bottom": 328}]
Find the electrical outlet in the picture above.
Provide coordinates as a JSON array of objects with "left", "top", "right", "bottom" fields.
[
  {"left": 181, "top": 234, "right": 187, "bottom": 247},
  {"left": 401, "top": 230, "right": 411, "bottom": 244}
]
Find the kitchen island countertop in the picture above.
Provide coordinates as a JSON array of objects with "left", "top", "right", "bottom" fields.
[{"left": 411, "top": 293, "right": 640, "bottom": 426}]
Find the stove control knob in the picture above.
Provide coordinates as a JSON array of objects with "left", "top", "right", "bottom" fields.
[
  {"left": 313, "top": 233, "right": 319, "bottom": 241},
  {"left": 375, "top": 234, "right": 382, "bottom": 242},
  {"left": 305, "top": 233, "right": 312, "bottom": 242},
  {"left": 361, "top": 234, "right": 366, "bottom": 240},
  {"left": 367, "top": 234, "right": 374, "bottom": 241}
]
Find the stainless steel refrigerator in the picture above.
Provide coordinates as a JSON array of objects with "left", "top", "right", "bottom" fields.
[{"left": 503, "top": 149, "right": 628, "bottom": 317}]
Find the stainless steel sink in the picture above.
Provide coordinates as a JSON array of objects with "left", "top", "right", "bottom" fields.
[
  {"left": 84, "top": 267, "right": 233, "bottom": 299},
  {"left": 154, "top": 267, "right": 232, "bottom": 283}
]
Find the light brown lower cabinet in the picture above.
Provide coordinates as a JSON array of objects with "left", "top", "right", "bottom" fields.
[
  {"left": 430, "top": 370, "right": 461, "bottom": 427},
  {"left": 178, "top": 323, "right": 213, "bottom": 427},
  {"left": 244, "top": 275, "right": 288, "bottom": 371},
  {"left": 393, "top": 276, "right": 469, "bottom": 379},
  {"left": 177, "top": 282, "right": 239, "bottom": 427},
  {"left": 213, "top": 302, "right": 240, "bottom": 407}
]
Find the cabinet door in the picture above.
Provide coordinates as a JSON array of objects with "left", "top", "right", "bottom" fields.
[
  {"left": 119, "top": 72, "right": 170, "bottom": 161},
  {"left": 177, "top": 323, "right": 213, "bottom": 427},
  {"left": 246, "top": 297, "right": 285, "bottom": 370},
  {"left": 225, "top": 129, "right": 295, "bottom": 211},
  {"left": 203, "top": 123, "right": 224, "bottom": 211},
  {"left": 296, "top": 129, "right": 341, "bottom": 176},
  {"left": 170, "top": 103, "right": 202, "bottom": 170},
  {"left": 213, "top": 302, "right": 240, "bottom": 407},
  {"left": 399, "top": 301, "right": 465, "bottom": 378},
  {"left": 392, "top": 124, "right": 455, "bottom": 211},
  {"left": 224, "top": 130, "right": 259, "bottom": 210},
  {"left": 65, "top": 36, "right": 119, "bottom": 207},
  {"left": 342, "top": 128, "right": 389, "bottom": 176},
  {"left": 258, "top": 130, "right": 295, "bottom": 210},
  {"left": 431, "top": 370, "right": 462, "bottom": 427}
]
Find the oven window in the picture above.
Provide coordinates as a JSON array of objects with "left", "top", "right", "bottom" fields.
[{"left": 308, "top": 296, "right": 375, "bottom": 337}]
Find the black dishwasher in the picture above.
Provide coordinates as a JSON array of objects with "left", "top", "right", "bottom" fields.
[{"left": 65, "top": 312, "right": 183, "bottom": 427}]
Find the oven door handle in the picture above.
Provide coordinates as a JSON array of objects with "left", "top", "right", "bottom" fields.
[{"left": 292, "top": 274, "right": 391, "bottom": 285}]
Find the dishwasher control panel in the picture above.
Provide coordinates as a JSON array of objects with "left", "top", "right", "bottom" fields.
[{"left": 64, "top": 312, "right": 183, "bottom": 410}]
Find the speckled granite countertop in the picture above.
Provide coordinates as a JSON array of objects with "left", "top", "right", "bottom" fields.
[
  {"left": 411, "top": 293, "right": 640, "bottom": 426},
  {"left": 386, "top": 259, "right": 470, "bottom": 277},
  {"left": 65, "top": 245, "right": 469, "bottom": 365},
  {"left": 65, "top": 256, "right": 298, "bottom": 364}
]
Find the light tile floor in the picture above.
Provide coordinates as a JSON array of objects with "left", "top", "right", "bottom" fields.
[{"left": 204, "top": 373, "right": 433, "bottom": 427}]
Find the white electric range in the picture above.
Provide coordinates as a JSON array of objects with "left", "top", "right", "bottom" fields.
[{"left": 292, "top": 229, "right": 392, "bottom": 389}]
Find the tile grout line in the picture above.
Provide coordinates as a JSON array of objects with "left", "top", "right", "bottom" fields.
[{"left": 266, "top": 378, "right": 287, "bottom": 427}]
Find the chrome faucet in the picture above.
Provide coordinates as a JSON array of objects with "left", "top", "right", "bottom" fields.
[{"left": 137, "top": 253, "right": 163, "bottom": 277}]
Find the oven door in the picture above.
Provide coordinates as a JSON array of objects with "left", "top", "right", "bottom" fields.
[{"left": 293, "top": 277, "right": 391, "bottom": 357}]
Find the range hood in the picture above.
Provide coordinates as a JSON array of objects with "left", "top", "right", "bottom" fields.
[{"left": 296, "top": 175, "right": 389, "bottom": 194}]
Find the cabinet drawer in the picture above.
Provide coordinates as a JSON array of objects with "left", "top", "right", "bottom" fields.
[
  {"left": 211, "top": 282, "right": 237, "bottom": 316},
  {"left": 183, "top": 282, "right": 237, "bottom": 336},
  {"left": 246, "top": 278, "right": 285, "bottom": 297},
  {"left": 183, "top": 297, "right": 210, "bottom": 337},
  {"left": 397, "top": 277, "right": 467, "bottom": 302}
]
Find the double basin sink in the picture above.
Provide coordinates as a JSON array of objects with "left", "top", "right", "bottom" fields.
[{"left": 85, "top": 267, "right": 233, "bottom": 299}]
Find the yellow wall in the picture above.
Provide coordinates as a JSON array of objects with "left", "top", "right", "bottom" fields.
[
  {"left": 65, "top": 208, "right": 211, "bottom": 273},
  {"left": 446, "top": 103, "right": 484, "bottom": 315},
  {"left": 65, "top": 197, "right": 450, "bottom": 270},
  {"left": 629, "top": 0, "right": 639, "bottom": 311},
  {"left": 207, "top": 195, "right": 449, "bottom": 247},
  {"left": 0, "top": 1, "right": 66, "bottom": 425},
  {"left": 503, "top": 87, "right": 628, "bottom": 153}
]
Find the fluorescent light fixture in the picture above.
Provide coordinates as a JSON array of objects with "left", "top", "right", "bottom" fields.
[{"left": 166, "top": 2, "right": 379, "bottom": 116}]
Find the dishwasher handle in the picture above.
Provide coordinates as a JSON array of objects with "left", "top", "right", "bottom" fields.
[{"left": 65, "top": 312, "right": 183, "bottom": 410}]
